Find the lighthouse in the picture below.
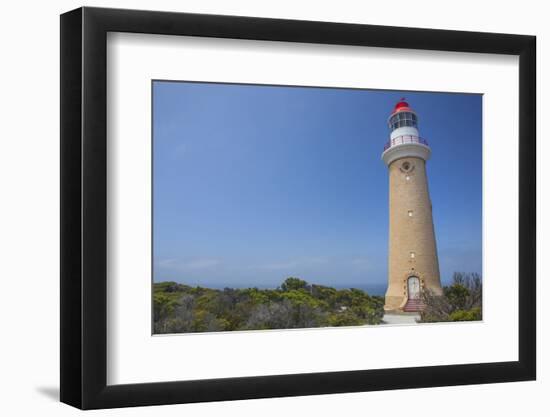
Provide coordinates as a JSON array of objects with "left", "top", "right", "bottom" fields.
[{"left": 382, "top": 99, "right": 443, "bottom": 312}]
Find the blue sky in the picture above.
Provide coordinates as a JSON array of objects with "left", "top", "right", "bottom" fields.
[{"left": 153, "top": 81, "right": 482, "bottom": 292}]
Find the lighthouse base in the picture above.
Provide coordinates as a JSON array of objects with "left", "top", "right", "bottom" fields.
[
  {"left": 382, "top": 312, "right": 420, "bottom": 325},
  {"left": 383, "top": 295, "right": 407, "bottom": 312}
]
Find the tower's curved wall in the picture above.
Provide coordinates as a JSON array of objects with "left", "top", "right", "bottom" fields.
[{"left": 384, "top": 156, "right": 443, "bottom": 311}]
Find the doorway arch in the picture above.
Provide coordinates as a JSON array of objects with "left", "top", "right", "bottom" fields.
[{"left": 407, "top": 276, "right": 421, "bottom": 300}]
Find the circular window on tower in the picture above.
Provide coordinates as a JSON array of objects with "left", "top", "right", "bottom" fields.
[{"left": 400, "top": 161, "right": 414, "bottom": 173}]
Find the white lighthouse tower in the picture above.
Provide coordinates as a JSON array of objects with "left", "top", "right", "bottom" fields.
[{"left": 382, "top": 99, "right": 443, "bottom": 312}]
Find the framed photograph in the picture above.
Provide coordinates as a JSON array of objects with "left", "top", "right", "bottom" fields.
[{"left": 60, "top": 6, "right": 536, "bottom": 409}]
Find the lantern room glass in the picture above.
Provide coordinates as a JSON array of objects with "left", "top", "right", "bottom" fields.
[{"left": 388, "top": 111, "right": 418, "bottom": 131}]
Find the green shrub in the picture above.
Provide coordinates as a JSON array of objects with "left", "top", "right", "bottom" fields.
[
  {"left": 420, "top": 272, "right": 482, "bottom": 323},
  {"left": 449, "top": 307, "right": 482, "bottom": 322},
  {"left": 153, "top": 278, "right": 384, "bottom": 333}
]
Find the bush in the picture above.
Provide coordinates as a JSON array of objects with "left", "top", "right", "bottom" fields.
[
  {"left": 327, "top": 311, "right": 364, "bottom": 327},
  {"left": 420, "top": 272, "right": 482, "bottom": 323},
  {"left": 449, "top": 307, "right": 482, "bottom": 322},
  {"left": 153, "top": 277, "right": 384, "bottom": 333},
  {"left": 280, "top": 277, "right": 308, "bottom": 292}
]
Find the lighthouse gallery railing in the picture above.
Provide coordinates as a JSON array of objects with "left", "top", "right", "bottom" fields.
[{"left": 383, "top": 135, "right": 429, "bottom": 151}]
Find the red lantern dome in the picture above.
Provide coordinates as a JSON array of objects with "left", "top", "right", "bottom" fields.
[{"left": 391, "top": 98, "right": 412, "bottom": 114}]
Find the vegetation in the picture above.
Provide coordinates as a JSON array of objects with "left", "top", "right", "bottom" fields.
[
  {"left": 153, "top": 272, "right": 482, "bottom": 333},
  {"left": 420, "top": 272, "right": 482, "bottom": 323},
  {"left": 153, "top": 278, "right": 385, "bottom": 334}
]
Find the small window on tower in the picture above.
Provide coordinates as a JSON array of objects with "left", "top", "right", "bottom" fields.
[
  {"left": 408, "top": 210, "right": 413, "bottom": 217},
  {"left": 410, "top": 252, "right": 415, "bottom": 259},
  {"left": 406, "top": 175, "right": 411, "bottom": 181}
]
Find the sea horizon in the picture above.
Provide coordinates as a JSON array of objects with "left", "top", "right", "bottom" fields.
[{"left": 153, "top": 280, "right": 390, "bottom": 296}]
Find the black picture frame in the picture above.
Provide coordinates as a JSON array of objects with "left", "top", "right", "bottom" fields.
[{"left": 60, "top": 6, "right": 536, "bottom": 410}]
